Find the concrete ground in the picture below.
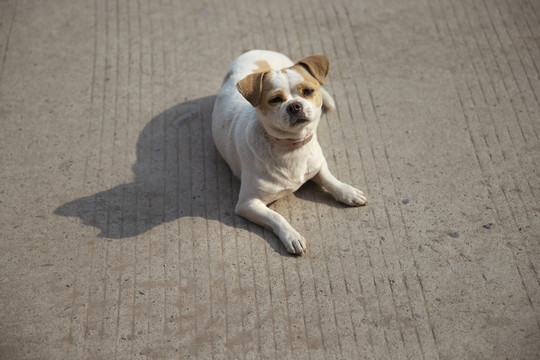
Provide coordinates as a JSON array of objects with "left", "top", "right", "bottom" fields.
[{"left": 1, "top": 0, "right": 539, "bottom": 359}]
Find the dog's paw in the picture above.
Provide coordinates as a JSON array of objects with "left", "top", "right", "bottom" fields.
[
  {"left": 281, "top": 230, "right": 308, "bottom": 255},
  {"left": 333, "top": 184, "right": 367, "bottom": 207}
]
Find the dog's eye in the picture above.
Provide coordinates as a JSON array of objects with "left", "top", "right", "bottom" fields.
[
  {"left": 269, "top": 96, "right": 284, "bottom": 104},
  {"left": 302, "top": 88, "right": 314, "bottom": 97}
]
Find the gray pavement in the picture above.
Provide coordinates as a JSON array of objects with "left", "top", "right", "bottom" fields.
[{"left": 1, "top": 0, "right": 540, "bottom": 359}]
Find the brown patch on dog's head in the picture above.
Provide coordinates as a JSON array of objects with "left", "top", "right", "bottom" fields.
[
  {"left": 254, "top": 60, "right": 272, "bottom": 73},
  {"left": 295, "top": 55, "right": 330, "bottom": 85}
]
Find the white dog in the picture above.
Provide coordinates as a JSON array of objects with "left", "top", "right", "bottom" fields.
[{"left": 212, "top": 50, "right": 367, "bottom": 255}]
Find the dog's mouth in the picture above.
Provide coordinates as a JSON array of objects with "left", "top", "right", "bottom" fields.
[
  {"left": 292, "top": 117, "right": 309, "bottom": 125},
  {"left": 282, "top": 104, "right": 312, "bottom": 127},
  {"left": 288, "top": 115, "right": 311, "bottom": 127}
]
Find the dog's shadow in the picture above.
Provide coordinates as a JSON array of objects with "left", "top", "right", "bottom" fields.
[{"left": 54, "top": 96, "right": 269, "bottom": 253}]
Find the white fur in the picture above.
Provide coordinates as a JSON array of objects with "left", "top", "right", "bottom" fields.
[{"left": 212, "top": 50, "right": 366, "bottom": 254}]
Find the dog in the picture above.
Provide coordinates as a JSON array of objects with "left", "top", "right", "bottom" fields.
[{"left": 212, "top": 50, "right": 367, "bottom": 255}]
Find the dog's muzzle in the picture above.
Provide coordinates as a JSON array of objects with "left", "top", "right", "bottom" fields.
[{"left": 287, "top": 101, "right": 309, "bottom": 126}]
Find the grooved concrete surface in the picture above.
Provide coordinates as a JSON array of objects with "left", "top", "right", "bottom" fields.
[{"left": 1, "top": 0, "right": 539, "bottom": 359}]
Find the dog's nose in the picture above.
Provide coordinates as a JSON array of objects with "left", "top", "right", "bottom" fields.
[{"left": 287, "top": 101, "right": 303, "bottom": 115}]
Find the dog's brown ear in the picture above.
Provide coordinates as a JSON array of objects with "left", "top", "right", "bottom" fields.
[
  {"left": 236, "top": 72, "right": 267, "bottom": 107},
  {"left": 296, "top": 55, "right": 330, "bottom": 85}
]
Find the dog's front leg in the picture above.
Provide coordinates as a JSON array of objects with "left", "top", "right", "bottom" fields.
[
  {"left": 235, "top": 197, "right": 308, "bottom": 255},
  {"left": 313, "top": 160, "right": 367, "bottom": 206}
]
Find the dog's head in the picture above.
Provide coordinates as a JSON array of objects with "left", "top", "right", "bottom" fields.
[{"left": 236, "top": 55, "right": 329, "bottom": 135}]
